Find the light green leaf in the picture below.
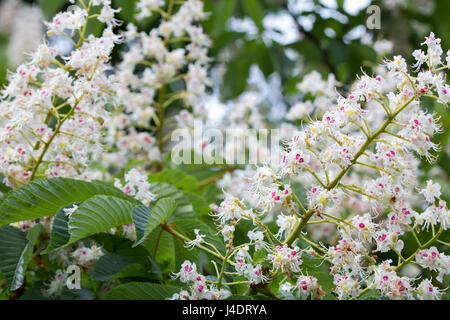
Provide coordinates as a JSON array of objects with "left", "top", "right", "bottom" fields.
[
  {"left": 0, "top": 177, "right": 131, "bottom": 226},
  {"left": 68, "top": 195, "right": 137, "bottom": 245},
  {"left": 171, "top": 217, "right": 225, "bottom": 253},
  {"left": 148, "top": 169, "right": 198, "bottom": 193},
  {"left": 242, "top": 0, "right": 265, "bottom": 32},
  {"left": 132, "top": 198, "right": 176, "bottom": 247},
  {"left": 150, "top": 183, "right": 195, "bottom": 218}
]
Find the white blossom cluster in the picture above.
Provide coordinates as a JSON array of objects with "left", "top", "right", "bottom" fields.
[
  {"left": 170, "top": 260, "right": 231, "bottom": 300},
  {"left": 103, "top": 0, "right": 212, "bottom": 169},
  {"left": 208, "top": 32, "right": 450, "bottom": 300},
  {"left": 0, "top": 0, "right": 121, "bottom": 187},
  {"left": 0, "top": 0, "right": 44, "bottom": 68},
  {"left": 44, "top": 242, "right": 104, "bottom": 297}
]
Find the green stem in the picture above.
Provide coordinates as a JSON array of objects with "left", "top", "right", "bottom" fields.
[
  {"left": 29, "top": 99, "right": 81, "bottom": 181},
  {"left": 161, "top": 224, "right": 231, "bottom": 265},
  {"left": 395, "top": 227, "right": 443, "bottom": 271},
  {"left": 217, "top": 249, "right": 232, "bottom": 289}
]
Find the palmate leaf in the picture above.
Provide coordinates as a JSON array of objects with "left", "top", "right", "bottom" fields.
[
  {"left": 103, "top": 282, "right": 180, "bottom": 300},
  {"left": 43, "top": 183, "right": 191, "bottom": 252},
  {"left": 42, "top": 204, "right": 76, "bottom": 254},
  {"left": 0, "top": 177, "right": 130, "bottom": 226},
  {"left": 43, "top": 195, "right": 138, "bottom": 252},
  {"left": 168, "top": 217, "right": 226, "bottom": 270},
  {"left": 68, "top": 195, "right": 137, "bottom": 244},
  {"left": 171, "top": 217, "right": 225, "bottom": 253},
  {"left": 0, "top": 224, "right": 42, "bottom": 291},
  {"left": 150, "top": 183, "right": 195, "bottom": 219},
  {"left": 147, "top": 169, "right": 198, "bottom": 193},
  {"left": 132, "top": 198, "right": 177, "bottom": 247},
  {"left": 143, "top": 226, "right": 176, "bottom": 270},
  {"left": 91, "top": 253, "right": 132, "bottom": 282}
]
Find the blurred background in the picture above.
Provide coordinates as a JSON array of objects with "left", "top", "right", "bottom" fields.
[{"left": 0, "top": 0, "right": 449, "bottom": 193}]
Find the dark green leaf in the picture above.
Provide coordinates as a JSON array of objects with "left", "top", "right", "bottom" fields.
[
  {"left": 68, "top": 195, "right": 137, "bottom": 245},
  {"left": 91, "top": 253, "right": 131, "bottom": 282},
  {"left": 103, "top": 282, "right": 180, "bottom": 300},
  {"left": 0, "top": 177, "right": 132, "bottom": 226},
  {"left": 0, "top": 225, "right": 41, "bottom": 290}
]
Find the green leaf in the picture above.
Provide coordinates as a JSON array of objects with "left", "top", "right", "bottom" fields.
[
  {"left": 360, "top": 289, "right": 384, "bottom": 300},
  {"left": 221, "top": 53, "right": 252, "bottom": 100},
  {"left": 42, "top": 204, "right": 76, "bottom": 254},
  {"left": 84, "top": 5, "right": 105, "bottom": 37},
  {"left": 171, "top": 217, "right": 225, "bottom": 253},
  {"left": 184, "top": 192, "right": 211, "bottom": 217},
  {"left": 253, "top": 249, "right": 267, "bottom": 263},
  {"left": 242, "top": 0, "right": 265, "bottom": 32},
  {"left": 68, "top": 195, "right": 137, "bottom": 245},
  {"left": 112, "top": 0, "right": 137, "bottom": 24},
  {"left": 38, "top": 0, "right": 66, "bottom": 20},
  {"left": 113, "top": 264, "right": 148, "bottom": 280},
  {"left": 148, "top": 169, "right": 198, "bottom": 193},
  {"left": 115, "top": 240, "right": 151, "bottom": 265},
  {"left": 300, "top": 252, "right": 335, "bottom": 299},
  {"left": 225, "top": 295, "right": 255, "bottom": 300},
  {"left": 0, "top": 225, "right": 41, "bottom": 290},
  {"left": 103, "top": 282, "right": 180, "bottom": 300},
  {"left": 19, "top": 285, "right": 51, "bottom": 300},
  {"left": 0, "top": 177, "right": 131, "bottom": 226},
  {"left": 143, "top": 226, "right": 176, "bottom": 270},
  {"left": 132, "top": 198, "right": 176, "bottom": 247},
  {"left": 0, "top": 174, "right": 12, "bottom": 194},
  {"left": 204, "top": 0, "right": 238, "bottom": 39},
  {"left": 220, "top": 40, "right": 263, "bottom": 100},
  {"left": 59, "top": 287, "right": 95, "bottom": 300},
  {"left": 150, "top": 183, "right": 195, "bottom": 219},
  {"left": 91, "top": 253, "right": 131, "bottom": 282},
  {"left": 173, "top": 236, "right": 202, "bottom": 269}
]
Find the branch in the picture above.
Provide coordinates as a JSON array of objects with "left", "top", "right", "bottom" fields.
[{"left": 285, "top": 6, "right": 338, "bottom": 77}]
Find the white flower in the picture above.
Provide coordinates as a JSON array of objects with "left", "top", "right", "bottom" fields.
[
  {"left": 268, "top": 244, "right": 302, "bottom": 273},
  {"left": 45, "top": 269, "right": 67, "bottom": 297},
  {"left": 72, "top": 244, "right": 104, "bottom": 267},
  {"left": 416, "top": 279, "right": 444, "bottom": 300},
  {"left": 420, "top": 180, "right": 441, "bottom": 203},
  {"left": 333, "top": 275, "right": 360, "bottom": 300},
  {"left": 184, "top": 229, "right": 205, "bottom": 250},
  {"left": 63, "top": 204, "right": 79, "bottom": 217},
  {"left": 220, "top": 225, "right": 235, "bottom": 242},
  {"left": 115, "top": 169, "right": 157, "bottom": 206},
  {"left": 416, "top": 247, "right": 450, "bottom": 282},
  {"left": 171, "top": 260, "right": 198, "bottom": 283},
  {"left": 279, "top": 282, "right": 293, "bottom": 293}
]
